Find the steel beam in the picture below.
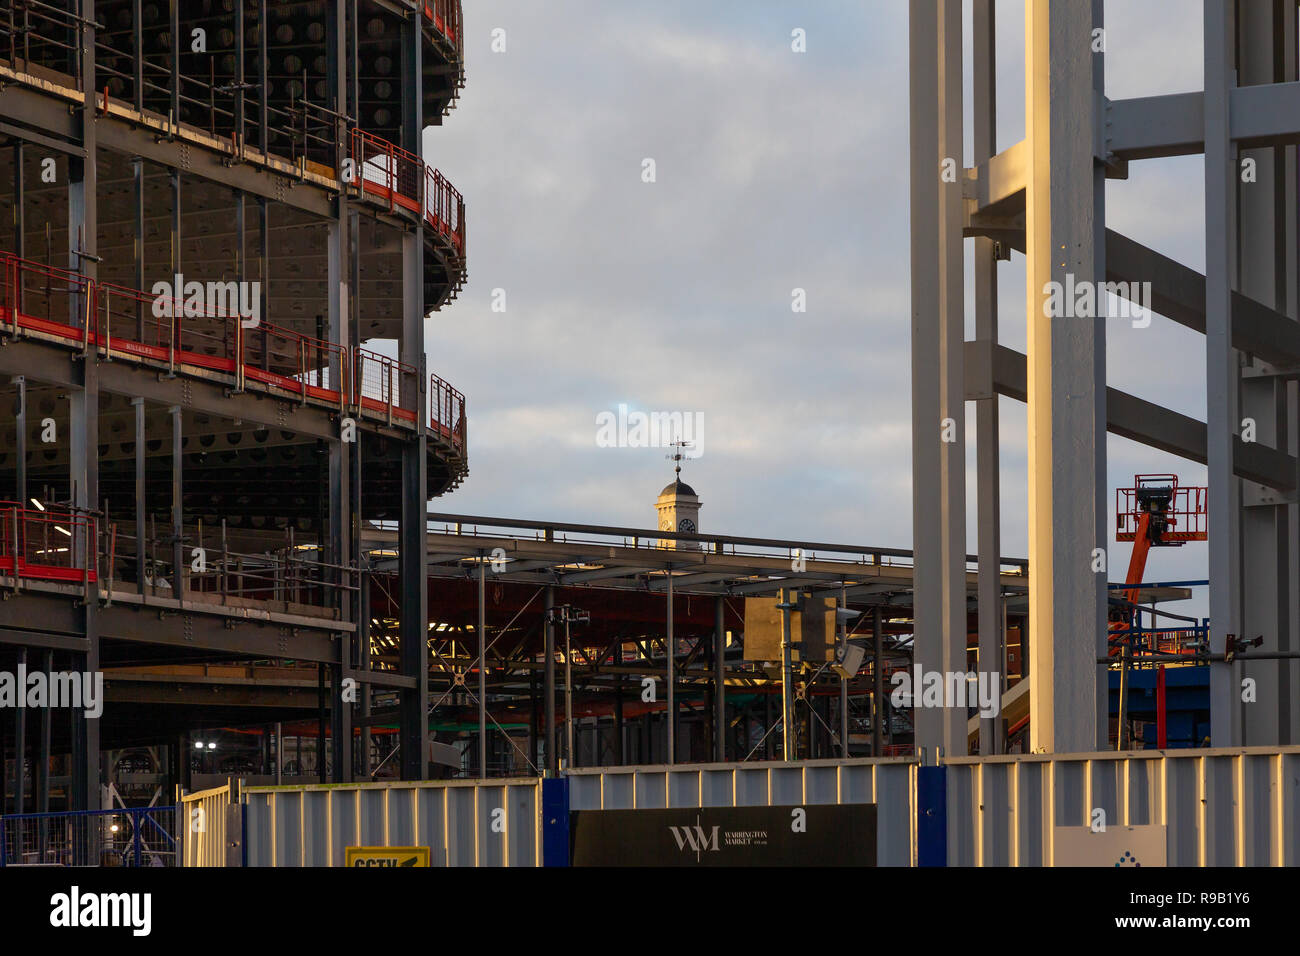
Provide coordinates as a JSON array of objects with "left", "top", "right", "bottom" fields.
[{"left": 970, "top": 341, "right": 1297, "bottom": 491}]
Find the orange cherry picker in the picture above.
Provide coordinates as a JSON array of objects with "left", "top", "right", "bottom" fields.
[{"left": 1112, "top": 475, "right": 1208, "bottom": 747}]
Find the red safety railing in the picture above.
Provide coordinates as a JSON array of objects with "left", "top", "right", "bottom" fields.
[
  {"left": 0, "top": 253, "right": 465, "bottom": 452},
  {"left": 355, "top": 349, "right": 417, "bottom": 425},
  {"left": 426, "top": 165, "right": 466, "bottom": 254},
  {"left": 1115, "top": 475, "right": 1208, "bottom": 543},
  {"left": 243, "top": 322, "right": 350, "bottom": 409},
  {"left": 96, "top": 279, "right": 237, "bottom": 375},
  {"left": 0, "top": 502, "right": 98, "bottom": 584},
  {"left": 351, "top": 129, "right": 424, "bottom": 215},
  {"left": 0, "top": 255, "right": 95, "bottom": 343},
  {"left": 425, "top": 0, "right": 463, "bottom": 49},
  {"left": 430, "top": 373, "right": 467, "bottom": 447}
]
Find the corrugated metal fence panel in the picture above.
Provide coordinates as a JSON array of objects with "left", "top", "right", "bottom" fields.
[
  {"left": 944, "top": 748, "right": 1300, "bottom": 866},
  {"left": 180, "top": 784, "right": 231, "bottom": 867},
  {"left": 565, "top": 758, "right": 918, "bottom": 866},
  {"left": 242, "top": 778, "right": 541, "bottom": 867}
]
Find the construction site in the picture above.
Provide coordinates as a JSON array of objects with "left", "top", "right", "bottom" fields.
[{"left": 0, "top": 0, "right": 1297, "bottom": 871}]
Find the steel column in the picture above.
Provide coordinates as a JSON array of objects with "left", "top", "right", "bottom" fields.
[
  {"left": 397, "top": 10, "right": 428, "bottom": 780},
  {"left": 1205, "top": 0, "right": 1242, "bottom": 747},
  {"left": 170, "top": 406, "right": 183, "bottom": 602},
  {"left": 973, "top": 0, "right": 1003, "bottom": 756},
  {"left": 873, "top": 608, "right": 884, "bottom": 756},
  {"left": 908, "top": 0, "right": 966, "bottom": 760},
  {"left": 1236, "top": 1, "right": 1298, "bottom": 746},
  {"left": 544, "top": 586, "right": 556, "bottom": 772},
  {"left": 132, "top": 397, "right": 145, "bottom": 594},
  {"left": 69, "top": 10, "right": 100, "bottom": 810},
  {"left": 36, "top": 649, "right": 51, "bottom": 815},
  {"left": 780, "top": 587, "right": 795, "bottom": 761},
  {"left": 714, "top": 594, "right": 726, "bottom": 761},
  {"left": 1024, "top": 0, "right": 1107, "bottom": 753},
  {"left": 14, "top": 377, "right": 26, "bottom": 507},
  {"left": 665, "top": 569, "right": 675, "bottom": 764},
  {"left": 14, "top": 647, "right": 26, "bottom": 815},
  {"left": 478, "top": 556, "right": 486, "bottom": 777}
]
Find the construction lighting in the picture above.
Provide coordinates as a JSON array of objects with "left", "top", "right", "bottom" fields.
[
  {"left": 194, "top": 741, "right": 204, "bottom": 749},
  {"left": 30, "top": 499, "right": 45, "bottom": 511},
  {"left": 55, "top": 526, "right": 71, "bottom": 537}
]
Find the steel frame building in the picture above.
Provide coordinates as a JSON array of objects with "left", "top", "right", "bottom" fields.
[
  {"left": 910, "top": 0, "right": 1299, "bottom": 756},
  {"left": 0, "top": 0, "right": 468, "bottom": 812}
]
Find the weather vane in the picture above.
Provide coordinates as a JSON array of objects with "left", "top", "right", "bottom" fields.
[{"left": 666, "top": 439, "right": 694, "bottom": 478}]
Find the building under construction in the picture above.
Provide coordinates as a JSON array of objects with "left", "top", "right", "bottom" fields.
[{"left": 0, "top": 0, "right": 1298, "bottom": 870}]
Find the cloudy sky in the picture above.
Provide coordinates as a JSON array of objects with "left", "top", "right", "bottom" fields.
[{"left": 421, "top": 0, "right": 1211, "bottom": 616}]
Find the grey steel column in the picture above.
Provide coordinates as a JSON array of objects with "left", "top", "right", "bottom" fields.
[
  {"left": 478, "top": 556, "right": 486, "bottom": 777},
  {"left": 397, "top": 13, "right": 428, "bottom": 779},
  {"left": 14, "top": 647, "right": 26, "bottom": 815},
  {"left": 36, "top": 649, "right": 51, "bottom": 815},
  {"left": 1025, "top": 0, "right": 1107, "bottom": 753},
  {"left": 258, "top": 0, "right": 268, "bottom": 150},
  {"left": 614, "top": 674, "right": 625, "bottom": 764},
  {"left": 973, "top": 0, "right": 1003, "bottom": 756},
  {"left": 168, "top": 0, "right": 179, "bottom": 130},
  {"left": 170, "top": 406, "right": 183, "bottom": 602},
  {"left": 69, "top": 11, "right": 100, "bottom": 811},
  {"left": 873, "top": 608, "right": 884, "bottom": 756},
  {"left": 544, "top": 586, "right": 556, "bottom": 772},
  {"left": 1205, "top": 0, "right": 1242, "bottom": 747},
  {"left": 132, "top": 0, "right": 142, "bottom": 111},
  {"left": 1235, "top": 2, "right": 1296, "bottom": 746},
  {"left": 14, "top": 377, "right": 26, "bottom": 506},
  {"left": 12, "top": 142, "right": 23, "bottom": 285},
  {"left": 564, "top": 614, "right": 573, "bottom": 767},
  {"left": 665, "top": 570, "right": 675, "bottom": 764},
  {"left": 714, "top": 595, "right": 726, "bottom": 761},
  {"left": 780, "top": 588, "right": 795, "bottom": 761},
  {"left": 839, "top": 582, "right": 849, "bottom": 756},
  {"left": 327, "top": 208, "right": 352, "bottom": 779},
  {"left": 133, "top": 398, "right": 145, "bottom": 594},
  {"left": 908, "top": 0, "right": 966, "bottom": 759},
  {"left": 133, "top": 158, "right": 144, "bottom": 340}
]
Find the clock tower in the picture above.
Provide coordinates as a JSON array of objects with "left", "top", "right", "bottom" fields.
[{"left": 655, "top": 457, "right": 701, "bottom": 550}]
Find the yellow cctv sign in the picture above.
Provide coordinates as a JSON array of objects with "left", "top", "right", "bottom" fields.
[{"left": 345, "top": 846, "right": 430, "bottom": 867}]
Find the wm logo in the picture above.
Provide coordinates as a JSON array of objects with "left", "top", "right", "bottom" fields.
[{"left": 669, "top": 823, "right": 720, "bottom": 860}]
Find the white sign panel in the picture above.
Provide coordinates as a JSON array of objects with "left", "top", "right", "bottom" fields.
[{"left": 1053, "top": 825, "right": 1167, "bottom": 867}]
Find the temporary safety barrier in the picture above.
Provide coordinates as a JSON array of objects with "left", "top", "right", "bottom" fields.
[
  {"left": 180, "top": 783, "right": 238, "bottom": 867},
  {"left": 232, "top": 747, "right": 1300, "bottom": 867},
  {"left": 242, "top": 778, "right": 541, "bottom": 867}
]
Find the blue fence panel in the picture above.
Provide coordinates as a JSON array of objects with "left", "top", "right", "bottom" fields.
[{"left": 0, "top": 806, "right": 179, "bottom": 867}]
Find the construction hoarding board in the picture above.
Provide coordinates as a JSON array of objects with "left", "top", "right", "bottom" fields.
[{"left": 569, "top": 804, "right": 876, "bottom": 866}]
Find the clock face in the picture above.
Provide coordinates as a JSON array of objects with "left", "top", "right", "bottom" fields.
[
  {"left": 678, "top": 518, "right": 696, "bottom": 533},
  {"left": 660, "top": 519, "right": 674, "bottom": 532}
]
